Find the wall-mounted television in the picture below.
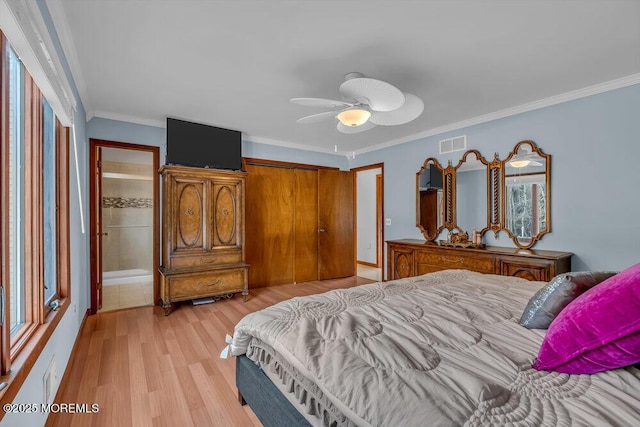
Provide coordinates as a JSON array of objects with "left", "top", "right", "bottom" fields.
[{"left": 166, "top": 118, "right": 242, "bottom": 170}]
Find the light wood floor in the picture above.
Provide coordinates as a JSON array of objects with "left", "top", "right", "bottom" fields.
[
  {"left": 356, "top": 263, "right": 383, "bottom": 281},
  {"left": 99, "top": 282, "right": 154, "bottom": 312},
  {"left": 46, "top": 276, "right": 374, "bottom": 427}
]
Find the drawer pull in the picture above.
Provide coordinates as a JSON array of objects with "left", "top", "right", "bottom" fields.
[
  {"left": 441, "top": 256, "right": 464, "bottom": 263},
  {"left": 197, "top": 279, "right": 221, "bottom": 287}
]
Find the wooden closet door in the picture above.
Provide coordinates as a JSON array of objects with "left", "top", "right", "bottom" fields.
[
  {"left": 318, "top": 170, "right": 355, "bottom": 279},
  {"left": 294, "top": 169, "right": 318, "bottom": 283},
  {"left": 245, "top": 164, "right": 295, "bottom": 288}
]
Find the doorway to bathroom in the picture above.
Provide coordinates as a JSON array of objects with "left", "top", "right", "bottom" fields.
[{"left": 89, "top": 139, "right": 160, "bottom": 314}]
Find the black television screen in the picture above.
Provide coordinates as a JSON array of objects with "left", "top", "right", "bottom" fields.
[
  {"left": 166, "top": 118, "right": 242, "bottom": 170},
  {"left": 419, "top": 165, "right": 443, "bottom": 189},
  {"left": 429, "top": 165, "right": 443, "bottom": 189}
]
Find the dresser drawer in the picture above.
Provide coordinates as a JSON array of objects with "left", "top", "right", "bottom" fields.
[
  {"left": 499, "top": 257, "right": 552, "bottom": 281},
  {"left": 387, "top": 240, "right": 571, "bottom": 284},
  {"left": 417, "top": 250, "right": 495, "bottom": 273},
  {"left": 165, "top": 267, "right": 247, "bottom": 301}
]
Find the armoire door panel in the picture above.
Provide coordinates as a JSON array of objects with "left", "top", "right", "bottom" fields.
[
  {"left": 212, "top": 183, "right": 238, "bottom": 247},
  {"left": 294, "top": 169, "right": 318, "bottom": 283},
  {"left": 174, "top": 179, "right": 206, "bottom": 252},
  {"left": 318, "top": 169, "right": 355, "bottom": 279},
  {"left": 245, "top": 164, "right": 295, "bottom": 287}
]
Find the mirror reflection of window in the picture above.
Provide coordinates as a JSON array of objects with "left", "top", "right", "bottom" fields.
[{"left": 505, "top": 175, "right": 546, "bottom": 241}]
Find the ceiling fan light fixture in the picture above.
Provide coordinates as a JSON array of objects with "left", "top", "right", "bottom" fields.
[{"left": 336, "top": 108, "right": 371, "bottom": 127}]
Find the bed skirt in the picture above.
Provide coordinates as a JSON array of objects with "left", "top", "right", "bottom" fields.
[{"left": 236, "top": 354, "right": 311, "bottom": 427}]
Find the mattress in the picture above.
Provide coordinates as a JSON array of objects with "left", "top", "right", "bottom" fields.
[{"left": 230, "top": 270, "right": 640, "bottom": 426}]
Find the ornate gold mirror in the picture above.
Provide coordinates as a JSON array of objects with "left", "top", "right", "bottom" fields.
[
  {"left": 416, "top": 158, "right": 448, "bottom": 240},
  {"left": 453, "top": 150, "right": 488, "bottom": 236},
  {"left": 502, "top": 140, "right": 550, "bottom": 249}
]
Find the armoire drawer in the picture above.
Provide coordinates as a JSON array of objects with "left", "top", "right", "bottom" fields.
[
  {"left": 168, "top": 249, "right": 242, "bottom": 269},
  {"left": 165, "top": 267, "right": 247, "bottom": 301},
  {"left": 417, "top": 250, "right": 495, "bottom": 273}
]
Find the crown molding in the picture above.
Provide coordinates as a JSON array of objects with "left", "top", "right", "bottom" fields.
[
  {"left": 92, "top": 111, "right": 347, "bottom": 156},
  {"left": 0, "top": 0, "right": 76, "bottom": 126},
  {"left": 45, "top": 0, "right": 91, "bottom": 115},
  {"left": 242, "top": 134, "right": 347, "bottom": 157},
  {"left": 354, "top": 73, "right": 640, "bottom": 156},
  {"left": 92, "top": 110, "right": 166, "bottom": 128}
]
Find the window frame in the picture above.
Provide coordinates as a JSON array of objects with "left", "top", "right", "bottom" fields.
[{"left": 0, "top": 30, "right": 71, "bottom": 409}]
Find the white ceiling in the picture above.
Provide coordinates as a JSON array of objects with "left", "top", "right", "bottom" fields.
[{"left": 49, "top": 0, "right": 640, "bottom": 155}]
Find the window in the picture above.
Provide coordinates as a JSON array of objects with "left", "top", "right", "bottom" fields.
[
  {"left": 43, "top": 98, "right": 57, "bottom": 305},
  {"left": 7, "top": 45, "right": 25, "bottom": 339},
  {"left": 0, "top": 30, "right": 70, "bottom": 403}
]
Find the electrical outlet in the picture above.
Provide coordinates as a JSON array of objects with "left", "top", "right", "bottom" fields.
[
  {"left": 73, "top": 303, "right": 77, "bottom": 314},
  {"left": 385, "top": 218, "right": 392, "bottom": 226}
]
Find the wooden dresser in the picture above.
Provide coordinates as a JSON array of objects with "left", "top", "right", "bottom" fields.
[
  {"left": 159, "top": 165, "right": 248, "bottom": 315},
  {"left": 387, "top": 239, "right": 572, "bottom": 282}
]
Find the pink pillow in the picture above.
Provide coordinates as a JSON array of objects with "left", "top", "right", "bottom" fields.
[{"left": 533, "top": 263, "right": 640, "bottom": 374}]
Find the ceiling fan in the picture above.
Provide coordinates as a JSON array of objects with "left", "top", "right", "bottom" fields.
[{"left": 291, "top": 72, "right": 424, "bottom": 134}]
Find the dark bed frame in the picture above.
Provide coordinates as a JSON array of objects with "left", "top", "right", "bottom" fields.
[{"left": 236, "top": 355, "right": 311, "bottom": 427}]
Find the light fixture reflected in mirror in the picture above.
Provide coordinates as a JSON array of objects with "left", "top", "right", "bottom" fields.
[
  {"left": 509, "top": 159, "right": 532, "bottom": 168},
  {"left": 507, "top": 147, "right": 542, "bottom": 168},
  {"left": 336, "top": 107, "right": 371, "bottom": 127}
]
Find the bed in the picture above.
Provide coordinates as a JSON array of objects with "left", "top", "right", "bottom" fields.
[{"left": 229, "top": 270, "right": 640, "bottom": 426}]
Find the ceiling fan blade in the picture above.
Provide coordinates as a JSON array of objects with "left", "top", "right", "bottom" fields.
[
  {"left": 369, "top": 93, "right": 424, "bottom": 126},
  {"left": 296, "top": 111, "right": 337, "bottom": 124},
  {"left": 339, "top": 78, "right": 405, "bottom": 112},
  {"left": 290, "top": 98, "right": 353, "bottom": 108},
  {"left": 336, "top": 121, "right": 377, "bottom": 134}
]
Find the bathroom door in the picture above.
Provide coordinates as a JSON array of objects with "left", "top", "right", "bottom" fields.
[{"left": 91, "top": 146, "right": 104, "bottom": 310}]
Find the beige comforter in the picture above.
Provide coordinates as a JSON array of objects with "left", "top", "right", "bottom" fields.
[{"left": 230, "top": 270, "right": 640, "bottom": 426}]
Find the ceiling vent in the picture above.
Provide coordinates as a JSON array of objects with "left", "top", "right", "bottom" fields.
[{"left": 439, "top": 135, "right": 467, "bottom": 154}]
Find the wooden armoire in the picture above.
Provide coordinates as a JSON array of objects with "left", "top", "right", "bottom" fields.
[{"left": 159, "top": 165, "right": 248, "bottom": 315}]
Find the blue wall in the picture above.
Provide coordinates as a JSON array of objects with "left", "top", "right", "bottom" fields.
[
  {"left": 350, "top": 84, "right": 640, "bottom": 272},
  {"left": 87, "top": 117, "right": 348, "bottom": 170},
  {"left": 87, "top": 117, "right": 167, "bottom": 160}
]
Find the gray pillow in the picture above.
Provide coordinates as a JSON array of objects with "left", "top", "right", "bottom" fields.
[{"left": 519, "top": 271, "right": 618, "bottom": 329}]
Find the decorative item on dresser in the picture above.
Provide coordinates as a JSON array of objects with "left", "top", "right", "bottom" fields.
[
  {"left": 159, "top": 165, "right": 248, "bottom": 315},
  {"left": 387, "top": 239, "right": 572, "bottom": 281}
]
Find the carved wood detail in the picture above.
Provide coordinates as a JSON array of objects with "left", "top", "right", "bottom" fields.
[
  {"left": 177, "top": 183, "right": 204, "bottom": 248},
  {"left": 159, "top": 165, "right": 248, "bottom": 315},
  {"left": 387, "top": 239, "right": 571, "bottom": 282}
]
